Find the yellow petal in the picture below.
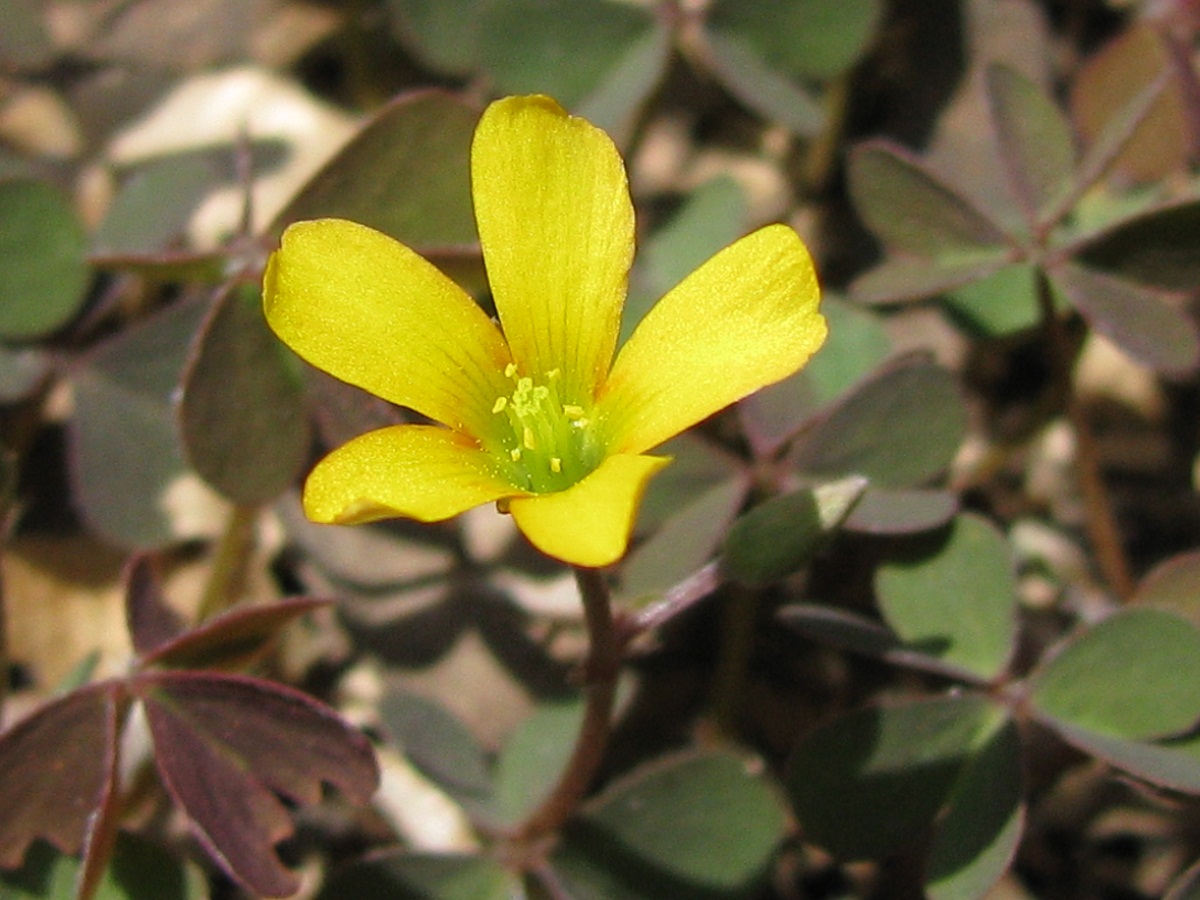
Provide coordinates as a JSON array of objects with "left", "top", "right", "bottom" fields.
[
  {"left": 303, "top": 425, "right": 522, "bottom": 525},
  {"left": 508, "top": 454, "right": 671, "bottom": 567},
  {"left": 264, "top": 219, "right": 512, "bottom": 439},
  {"left": 471, "top": 95, "right": 633, "bottom": 402},
  {"left": 600, "top": 224, "right": 826, "bottom": 455}
]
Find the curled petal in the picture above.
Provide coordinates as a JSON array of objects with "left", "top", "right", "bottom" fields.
[
  {"left": 472, "top": 95, "right": 634, "bottom": 402},
  {"left": 303, "top": 425, "right": 523, "bottom": 525},
  {"left": 264, "top": 219, "right": 511, "bottom": 439},
  {"left": 508, "top": 454, "right": 671, "bottom": 567},
  {"left": 600, "top": 224, "right": 826, "bottom": 455}
]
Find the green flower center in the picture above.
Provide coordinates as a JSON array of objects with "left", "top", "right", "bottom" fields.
[{"left": 488, "top": 363, "right": 604, "bottom": 493}]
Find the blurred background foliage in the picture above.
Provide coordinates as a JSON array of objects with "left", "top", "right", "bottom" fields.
[{"left": 4, "top": 0, "right": 1200, "bottom": 897}]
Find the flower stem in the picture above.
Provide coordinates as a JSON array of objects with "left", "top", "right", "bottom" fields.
[
  {"left": 196, "top": 503, "right": 258, "bottom": 621},
  {"left": 1035, "top": 271, "right": 1134, "bottom": 600},
  {"left": 515, "top": 566, "right": 622, "bottom": 841}
]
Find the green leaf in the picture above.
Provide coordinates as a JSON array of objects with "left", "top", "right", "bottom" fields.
[
  {"left": 272, "top": 91, "right": 480, "bottom": 250},
  {"left": 1134, "top": 549, "right": 1200, "bottom": 627},
  {"left": 722, "top": 476, "right": 868, "bottom": 586},
  {"left": 791, "top": 357, "right": 967, "bottom": 488},
  {"left": 492, "top": 698, "right": 584, "bottom": 828},
  {"left": 552, "top": 750, "right": 786, "bottom": 897},
  {"left": 849, "top": 253, "right": 1011, "bottom": 306},
  {"left": 842, "top": 487, "right": 958, "bottom": 534},
  {"left": 386, "top": 0, "right": 492, "bottom": 75},
  {"left": 942, "top": 262, "right": 1041, "bottom": 337},
  {"left": 377, "top": 690, "right": 494, "bottom": 816},
  {"left": 1044, "top": 720, "right": 1200, "bottom": 793},
  {"left": 620, "top": 475, "right": 749, "bottom": 605},
  {"left": 624, "top": 178, "right": 747, "bottom": 344},
  {"left": 847, "top": 142, "right": 1009, "bottom": 258},
  {"left": 984, "top": 64, "right": 1075, "bottom": 223},
  {"left": 706, "top": 0, "right": 882, "bottom": 81},
  {"left": 0, "top": 834, "right": 193, "bottom": 900},
  {"left": 700, "top": 29, "right": 825, "bottom": 137},
  {"left": 1030, "top": 608, "right": 1200, "bottom": 740},
  {"left": 316, "top": 852, "right": 518, "bottom": 900},
  {"left": 70, "top": 298, "right": 209, "bottom": 548},
  {"left": 93, "top": 155, "right": 217, "bottom": 256},
  {"left": 926, "top": 719, "right": 1024, "bottom": 900},
  {"left": 479, "top": 0, "right": 662, "bottom": 113},
  {"left": 1071, "top": 198, "right": 1200, "bottom": 292},
  {"left": 179, "top": 282, "right": 311, "bottom": 504},
  {"left": 1050, "top": 263, "right": 1199, "bottom": 373},
  {"left": 0, "top": 179, "right": 89, "bottom": 340},
  {"left": 787, "top": 695, "right": 1001, "bottom": 860},
  {"left": 875, "top": 513, "right": 1017, "bottom": 681}
]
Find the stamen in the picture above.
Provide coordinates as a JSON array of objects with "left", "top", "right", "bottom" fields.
[
  {"left": 550, "top": 458, "right": 562, "bottom": 473},
  {"left": 510, "top": 448, "right": 521, "bottom": 462},
  {"left": 563, "top": 404, "right": 585, "bottom": 419},
  {"left": 492, "top": 397, "right": 507, "bottom": 413},
  {"left": 523, "top": 426, "right": 536, "bottom": 450},
  {"left": 504, "top": 362, "right": 518, "bottom": 378}
]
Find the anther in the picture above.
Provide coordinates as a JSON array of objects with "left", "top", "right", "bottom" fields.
[{"left": 492, "top": 397, "right": 507, "bottom": 413}]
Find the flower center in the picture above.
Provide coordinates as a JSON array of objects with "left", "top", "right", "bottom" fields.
[{"left": 488, "top": 363, "right": 603, "bottom": 493}]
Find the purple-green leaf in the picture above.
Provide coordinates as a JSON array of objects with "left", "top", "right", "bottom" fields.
[
  {"left": 791, "top": 356, "right": 967, "bottom": 488},
  {"left": 1068, "top": 198, "right": 1200, "bottom": 292},
  {"left": 984, "top": 64, "right": 1075, "bottom": 224},
  {"left": 842, "top": 487, "right": 958, "bottom": 534},
  {"left": 180, "top": 281, "right": 312, "bottom": 504},
  {"left": 271, "top": 90, "right": 480, "bottom": 253},
  {"left": 124, "top": 553, "right": 186, "bottom": 658},
  {"left": 1050, "top": 263, "right": 1199, "bottom": 373},
  {"left": 134, "top": 671, "right": 379, "bottom": 897},
  {"left": 849, "top": 253, "right": 1012, "bottom": 306},
  {"left": 848, "top": 141, "right": 1009, "bottom": 258},
  {"left": 0, "top": 683, "right": 120, "bottom": 870}
]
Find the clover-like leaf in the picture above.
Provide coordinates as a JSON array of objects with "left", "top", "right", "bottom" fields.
[
  {"left": 180, "top": 281, "right": 312, "bottom": 505},
  {"left": 69, "top": 297, "right": 209, "bottom": 548},
  {"left": 875, "top": 513, "right": 1017, "bottom": 682},
  {"left": 787, "top": 695, "right": 1004, "bottom": 860},
  {"left": 0, "top": 683, "right": 121, "bottom": 871},
  {"left": 791, "top": 356, "right": 967, "bottom": 488},
  {"left": 552, "top": 750, "right": 787, "bottom": 897},
  {"left": 272, "top": 90, "right": 480, "bottom": 253},
  {"left": 1070, "top": 198, "right": 1200, "bottom": 293},
  {"left": 985, "top": 64, "right": 1075, "bottom": 223},
  {"left": 926, "top": 718, "right": 1024, "bottom": 900},
  {"left": 722, "top": 475, "right": 867, "bottom": 586},
  {"left": 133, "top": 671, "right": 379, "bottom": 898},
  {"left": 847, "top": 141, "right": 1009, "bottom": 258},
  {"left": 1050, "top": 262, "right": 1199, "bottom": 373},
  {"left": 0, "top": 178, "right": 90, "bottom": 340},
  {"left": 317, "top": 851, "right": 518, "bottom": 900},
  {"left": 1029, "top": 608, "right": 1200, "bottom": 741}
]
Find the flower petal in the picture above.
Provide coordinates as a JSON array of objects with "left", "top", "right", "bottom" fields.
[
  {"left": 508, "top": 454, "right": 671, "bottom": 567},
  {"left": 600, "top": 224, "right": 826, "bottom": 455},
  {"left": 264, "top": 219, "right": 512, "bottom": 439},
  {"left": 303, "top": 425, "right": 522, "bottom": 525},
  {"left": 472, "top": 95, "right": 634, "bottom": 402}
]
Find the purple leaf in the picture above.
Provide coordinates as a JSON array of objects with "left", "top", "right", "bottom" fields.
[
  {"left": 134, "top": 671, "right": 378, "bottom": 897},
  {"left": 124, "top": 553, "right": 186, "bottom": 658},
  {"left": 138, "top": 597, "right": 332, "bottom": 670},
  {"left": 0, "top": 682, "right": 121, "bottom": 870}
]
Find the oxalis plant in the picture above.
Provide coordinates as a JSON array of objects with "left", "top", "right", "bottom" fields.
[{"left": 3, "top": 1, "right": 1200, "bottom": 898}]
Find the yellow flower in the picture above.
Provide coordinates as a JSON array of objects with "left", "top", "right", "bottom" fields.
[{"left": 263, "top": 95, "right": 826, "bottom": 568}]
